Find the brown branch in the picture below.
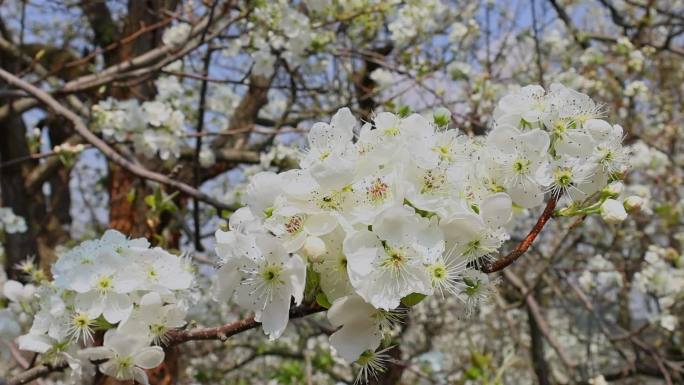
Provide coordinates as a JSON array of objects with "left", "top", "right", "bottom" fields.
[
  {"left": 166, "top": 303, "right": 324, "bottom": 345},
  {"left": 482, "top": 196, "right": 558, "bottom": 273},
  {"left": 0, "top": 67, "right": 234, "bottom": 212},
  {"left": 7, "top": 362, "right": 68, "bottom": 385}
]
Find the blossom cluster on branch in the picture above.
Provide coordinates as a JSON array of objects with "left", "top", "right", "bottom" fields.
[
  {"left": 5, "top": 84, "right": 633, "bottom": 384},
  {"left": 210, "top": 83, "right": 629, "bottom": 380},
  {"left": 14, "top": 231, "right": 195, "bottom": 384}
]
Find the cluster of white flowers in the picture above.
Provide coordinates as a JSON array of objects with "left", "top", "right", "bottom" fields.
[
  {"left": 578, "top": 254, "right": 623, "bottom": 295},
  {"left": 1, "top": 273, "right": 35, "bottom": 358},
  {"left": 388, "top": 0, "right": 447, "bottom": 45},
  {"left": 211, "top": 84, "right": 627, "bottom": 378},
  {"left": 629, "top": 140, "right": 670, "bottom": 177},
  {"left": 162, "top": 22, "right": 192, "bottom": 46},
  {"left": 247, "top": 0, "right": 320, "bottom": 77},
  {"left": 634, "top": 245, "right": 684, "bottom": 332},
  {"left": 0, "top": 207, "right": 28, "bottom": 235},
  {"left": 16, "top": 230, "right": 195, "bottom": 385},
  {"left": 92, "top": 97, "right": 187, "bottom": 160}
]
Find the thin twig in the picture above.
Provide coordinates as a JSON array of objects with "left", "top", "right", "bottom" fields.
[{"left": 482, "top": 196, "right": 558, "bottom": 273}]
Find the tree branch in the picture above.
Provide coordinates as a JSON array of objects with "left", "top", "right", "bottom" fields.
[
  {"left": 167, "top": 303, "right": 324, "bottom": 345},
  {"left": 7, "top": 362, "right": 68, "bottom": 385},
  {"left": 482, "top": 196, "right": 558, "bottom": 273}
]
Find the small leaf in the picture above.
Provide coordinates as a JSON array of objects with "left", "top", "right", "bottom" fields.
[{"left": 400, "top": 292, "right": 426, "bottom": 307}]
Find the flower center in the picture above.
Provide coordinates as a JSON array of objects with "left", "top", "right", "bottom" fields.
[
  {"left": 554, "top": 168, "right": 573, "bottom": 187},
  {"left": 115, "top": 356, "right": 134, "bottom": 378},
  {"left": 96, "top": 276, "right": 113, "bottom": 294},
  {"left": 285, "top": 215, "right": 304, "bottom": 234},
  {"left": 383, "top": 126, "right": 400, "bottom": 136},
  {"left": 367, "top": 178, "right": 390, "bottom": 203},
  {"left": 261, "top": 265, "right": 282, "bottom": 283},
  {"left": 513, "top": 158, "right": 531, "bottom": 174},
  {"left": 430, "top": 264, "right": 447, "bottom": 280},
  {"left": 150, "top": 323, "right": 166, "bottom": 336},
  {"left": 433, "top": 145, "right": 452, "bottom": 161},
  {"left": 381, "top": 245, "right": 407, "bottom": 270},
  {"left": 421, "top": 170, "right": 445, "bottom": 194},
  {"left": 147, "top": 268, "right": 158, "bottom": 280}
]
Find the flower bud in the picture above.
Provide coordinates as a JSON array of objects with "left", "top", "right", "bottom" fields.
[
  {"left": 433, "top": 107, "right": 451, "bottom": 127},
  {"left": 604, "top": 181, "right": 624, "bottom": 196},
  {"left": 302, "top": 236, "right": 326, "bottom": 260},
  {"left": 623, "top": 195, "right": 644, "bottom": 213},
  {"left": 600, "top": 199, "right": 628, "bottom": 224}
]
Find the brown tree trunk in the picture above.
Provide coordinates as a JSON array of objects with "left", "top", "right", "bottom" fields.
[
  {"left": 0, "top": 109, "right": 44, "bottom": 278},
  {"left": 97, "top": 1, "right": 181, "bottom": 384}
]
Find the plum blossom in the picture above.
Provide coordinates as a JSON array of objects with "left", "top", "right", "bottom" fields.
[{"left": 81, "top": 330, "right": 164, "bottom": 385}]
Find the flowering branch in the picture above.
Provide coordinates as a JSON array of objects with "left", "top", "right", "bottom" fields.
[
  {"left": 0, "top": 67, "right": 235, "bottom": 212},
  {"left": 6, "top": 304, "right": 324, "bottom": 385},
  {"left": 481, "top": 196, "right": 559, "bottom": 273}
]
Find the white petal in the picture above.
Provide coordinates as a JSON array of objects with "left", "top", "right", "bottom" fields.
[
  {"left": 507, "top": 178, "right": 545, "bottom": 209},
  {"left": 133, "top": 346, "right": 165, "bottom": 369},
  {"left": 480, "top": 193, "right": 513, "bottom": 228},
  {"left": 259, "top": 292, "right": 291, "bottom": 340},
  {"left": 79, "top": 346, "right": 114, "bottom": 361},
  {"left": 329, "top": 319, "right": 381, "bottom": 363},
  {"left": 374, "top": 112, "right": 399, "bottom": 131},
  {"left": 304, "top": 213, "right": 338, "bottom": 236},
  {"left": 439, "top": 213, "right": 485, "bottom": 244},
  {"left": 139, "top": 292, "right": 162, "bottom": 307},
  {"left": 2, "top": 280, "right": 24, "bottom": 303},
  {"left": 555, "top": 132, "right": 595, "bottom": 157},
  {"left": 486, "top": 125, "right": 519, "bottom": 152},
  {"left": 75, "top": 291, "right": 104, "bottom": 318},
  {"left": 330, "top": 108, "right": 356, "bottom": 141},
  {"left": 307, "top": 122, "right": 334, "bottom": 151},
  {"left": 343, "top": 230, "right": 381, "bottom": 286},
  {"left": 132, "top": 367, "right": 150, "bottom": 385},
  {"left": 372, "top": 205, "right": 416, "bottom": 245},
  {"left": 286, "top": 254, "right": 307, "bottom": 306},
  {"left": 17, "top": 333, "right": 54, "bottom": 353},
  {"left": 327, "top": 295, "right": 376, "bottom": 327},
  {"left": 102, "top": 293, "right": 133, "bottom": 324},
  {"left": 103, "top": 330, "right": 143, "bottom": 357},
  {"left": 519, "top": 129, "right": 550, "bottom": 152},
  {"left": 211, "top": 260, "right": 243, "bottom": 301}
]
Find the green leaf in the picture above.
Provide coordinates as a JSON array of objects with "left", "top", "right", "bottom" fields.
[{"left": 400, "top": 292, "right": 426, "bottom": 307}]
